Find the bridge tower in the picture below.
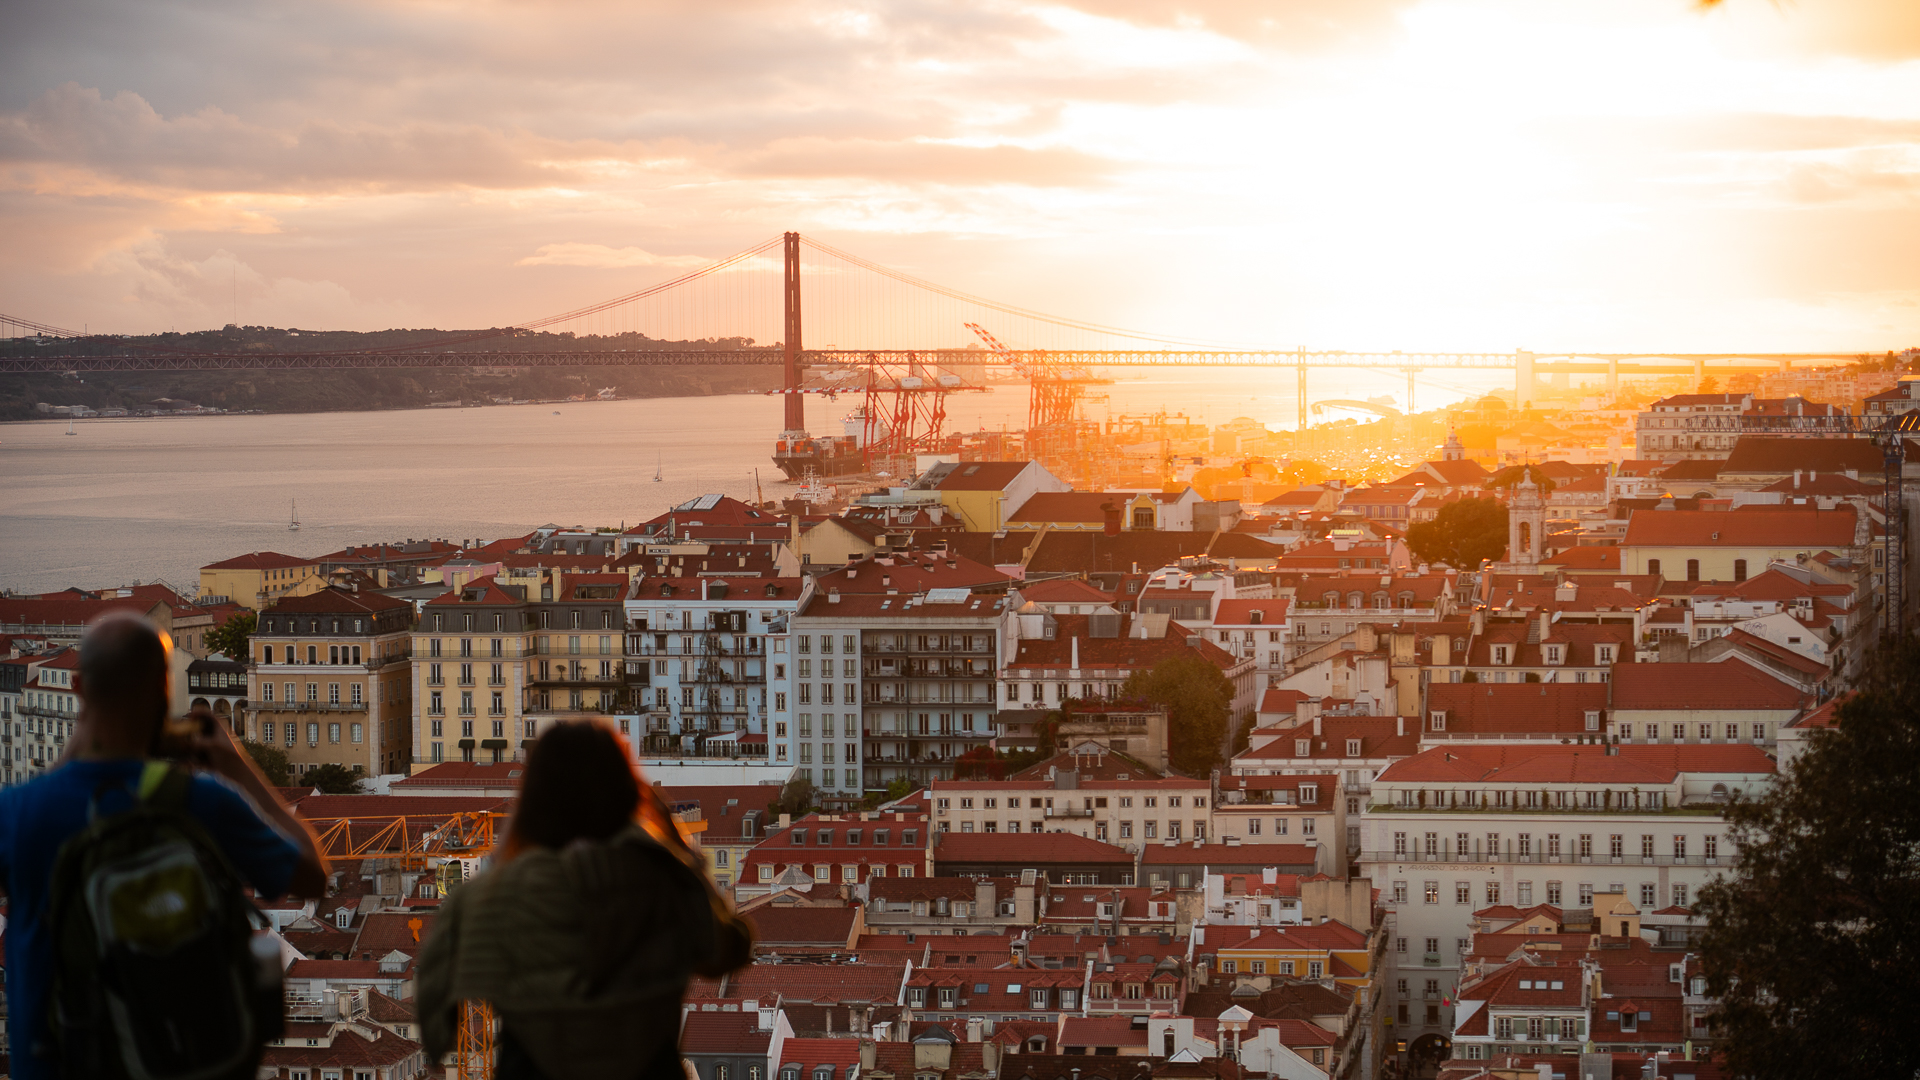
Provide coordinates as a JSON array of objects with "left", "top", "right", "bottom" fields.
[{"left": 782, "top": 231, "right": 804, "bottom": 435}]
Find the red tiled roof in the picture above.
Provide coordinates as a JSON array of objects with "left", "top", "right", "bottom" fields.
[
  {"left": 1006, "top": 613, "right": 1242, "bottom": 673},
  {"left": 1425, "top": 682, "right": 1610, "bottom": 734},
  {"left": 391, "top": 761, "right": 527, "bottom": 788},
  {"left": 202, "top": 551, "right": 314, "bottom": 570},
  {"left": 1609, "top": 663, "right": 1809, "bottom": 710},
  {"left": 1198, "top": 920, "right": 1369, "bottom": 952},
  {"left": 814, "top": 551, "right": 1012, "bottom": 595},
  {"left": 744, "top": 905, "right": 859, "bottom": 946},
  {"left": 1721, "top": 436, "right": 1886, "bottom": 476},
  {"left": 680, "top": 1011, "right": 773, "bottom": 1054},
  {"left": 1376, "top": 743, "right": 1776, "bottom": 785},
  {"left": 1540, "top": 546, "right": 1622, "bottom": 571},
  {"left": 774, "top": 1039, "right": 863, "bottom": 1070},
  {"left": 264, "top": 587, "right": 412, "bottom": 615},
  {"left": 1788, "top": 694, "right": 1846, "bottom": 729},
  {"left": 1211, "top": 599, "right": 1290, "bottom": 626},
  {"left": 1008, "top": 492, "right": 1125, "bottom": 524},
  {"left": 719, "top": 963, "right": 908, "bottom": 1004},
  {"left": 934, "top": 832, "right": 1134, "bottom": 865},
  {"left": 259, "top": 1023, "right": 419, "bottom": 1070},
  {"left": 1018, "top": 579, "right": 1119, "bottom": 604},
  {"left": 934, "top": 462, "right": 1033, "bottom": 491},
  {"left": 354, "top": 911, "right": 434, "bottom": 957},
  {"left": 1622, "top": 506, "right": 1858, "bottom": 549}
]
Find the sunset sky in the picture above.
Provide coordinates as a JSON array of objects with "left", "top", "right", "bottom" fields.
[{"left": 6, "top": 0, "right": 1920, "bottom": 351}]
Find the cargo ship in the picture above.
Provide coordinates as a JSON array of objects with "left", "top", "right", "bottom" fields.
[{"left": 771, "top": 409, "right": 885, "bottom": 481}]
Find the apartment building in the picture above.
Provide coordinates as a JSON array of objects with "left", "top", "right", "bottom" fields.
[
  {"left": 930, "top": 772, "right": 1213, "bottom": 847},
  {"left": 1356, "top": 742, "right": 1775, "bottom": 1054},
  {"left": 789, "top": 588, "right": 1008, "bottom": 800},
  {"left": 1207, "top": 599, "right": 1291, "bottom": 688},
  {"left": 864, "top": 875, "right": 1040, "bottom": 935},
  {"left": 737, "top": 811, "right": 933, "bottom": 900},
  {"left": 407, "top": 570, "right": 635, "bottom": 768},
  {"left": 3, "top": 648, "right": 76, "bottom": 786},
  {"left": 1284, "top": 572, "right": 1456, "bottom": 659},
  {"left": 199, "top": 550, "right": 322, "bottom": 609},
  {"left": 249, "top": 586, "right": 414, "bottom": 777},
  {"left": 624, "top": 574, "right": 803, "bottom": 757}
]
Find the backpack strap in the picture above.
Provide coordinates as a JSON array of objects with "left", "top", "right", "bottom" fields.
[{"left": 138, "top": 759, "right": 193, "bottom": 813}]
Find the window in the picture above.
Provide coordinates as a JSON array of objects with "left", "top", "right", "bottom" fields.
[
  {"left": 1640, "top": 882, "right": 1657, "bottom": 906},
  {"left": 1673, "top": 883, "right": 1689, "bottom": 906},
  {"left": 1547, "top": 881, "right": 1563, "bottom": 905},
  {"left": 1579, "top": 883, "right": 1594, "bottom": 906},
  {"left": 1486, "top": 881, "right": 1500, "bottom": 905},
  {"left": 1392, "top": 881, "right": 1408, "bottom": 904},
  {"left": 1424, "top": 881, "right": 1439, "bottom": 904},
  {"left": 1455, "top": 882, "right": 1471, "bottom": 904}
]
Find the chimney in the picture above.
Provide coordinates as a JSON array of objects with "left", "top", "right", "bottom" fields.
[
  {"left": 966, "top": 1017, "right": 984, "bottom": 1043},
  {"left": 1312, "top": 713, "right": 1322, "bottom": 737},
  {"left": 860, "top": 1038, "right": 879, "bottom": 1069},
  {"left": 1071, "top": 636, "right": 1080, "bottom": 672},
  {"left": 1396, "top": 715, "right": 1405, "bottom": 737},
  {"left": 829, "top": 587, "right": 841, "bottom": 604}
]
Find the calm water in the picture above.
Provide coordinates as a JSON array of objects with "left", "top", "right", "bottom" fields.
[{"left": 0, "top": 368, "right": 1495, "bottom": 595}]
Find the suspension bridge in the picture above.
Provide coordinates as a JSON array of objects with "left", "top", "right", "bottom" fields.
[{"left": 0, "top": 230, "right": 1874, "bottom": 437}]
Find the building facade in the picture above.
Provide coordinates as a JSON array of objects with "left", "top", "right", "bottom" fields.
[{"left": 248, "top": 587, "right": 414, "bottom": 777}]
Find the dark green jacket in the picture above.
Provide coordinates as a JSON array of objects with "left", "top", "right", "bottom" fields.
[{"left": 416, "top": 826, "right": 752, "bottom": 1080}]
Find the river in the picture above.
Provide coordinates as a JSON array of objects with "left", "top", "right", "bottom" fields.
[{"left": 0, "top": 367, "right": 1498, "bottom": 595}]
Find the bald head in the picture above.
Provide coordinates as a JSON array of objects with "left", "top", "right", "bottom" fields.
[{"left": 78, "top": 611, "right": 170, "bottom": 731}]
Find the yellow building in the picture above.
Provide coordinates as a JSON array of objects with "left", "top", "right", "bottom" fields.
[
  {"left": 200, "top": 551, "right": 323, "bottom": 611},
  {"left": 1208, "top": 919, "right": 1378, "bottom": 995},
  {"left": 915, "top": 460, "right": 1070, "bottom": 532},
  {"left": 244, "top": 585, "right": 415, "bottom": 777},
  {"left": 1620, "top": 506, "right": 1871, "bottom": 583}
]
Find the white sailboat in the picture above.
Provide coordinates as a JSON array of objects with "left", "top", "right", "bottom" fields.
[
  {"left": 289, "top": 499, "right": 301, "bottom": 532},
  {"left": 653, "top": 453, "right": 663, "bottom": 482},
  {"left": 64, "top": 419, "right": 75, "bottom": 436}
]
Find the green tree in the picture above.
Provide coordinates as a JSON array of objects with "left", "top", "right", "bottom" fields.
[
  {"left": 304, "top": 763, "right": 363, "bottom": 794},
  {"left": 1120, "top": 655, "right": 1233, "bottom": 777},
  {"left": 1232, "top": 711, "right": 1258, "bottom": 756},
  {"left": 767, "top": 775, "right": 817, "bottom": 820},
  {"left": 1405, "top": 496, "right": 1508, "bottom": 569},
  {"left": 861, "top": 777, "right": 916, "bottom": 809},
  {"left": 202, "top": 611, "right": 257, "bottom": 661},
  {"left": 242, "top": 740, "right": 291, "bottom": 786},
  {"left": 1695, "top": 639, "right": 1920, "bottom": 1080}
]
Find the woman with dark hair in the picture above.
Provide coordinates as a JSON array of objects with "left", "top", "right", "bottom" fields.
[{"left": 417, "top": 722, "right": 752, "bottom": 1080}]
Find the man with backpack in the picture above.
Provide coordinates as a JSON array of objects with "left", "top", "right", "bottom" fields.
[{"left": 0, "top": 612, "right": 328, "bottom": 1080}]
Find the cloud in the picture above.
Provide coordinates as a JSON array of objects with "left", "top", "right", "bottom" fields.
[
  {"left": 516, "top": 243, "right": 714, "bottom": 269},
  {"left": 0, "top": 83, "right": 583, "bottom": 195},
  {"left": 729, "top": 138, "right": 1118, "bottom": 187}
]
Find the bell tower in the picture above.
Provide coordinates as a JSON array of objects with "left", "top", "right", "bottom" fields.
[
  {"left": 1442, "top": 429, "right": 1465, "bottom": 462},
  {"left": 1507, "top": 471, "right": 1544, "bottom": 570}
]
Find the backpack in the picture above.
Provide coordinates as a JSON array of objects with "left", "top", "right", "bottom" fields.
[{"left": 46, "top": 761, "right": 284, "bottom": 1080}]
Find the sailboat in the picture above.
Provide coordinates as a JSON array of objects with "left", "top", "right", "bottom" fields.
[
  {"left": 64, "top": 419, "right": 75, "bottom": 436},
  {"left": 289, "top": 499, "right": 301, "bottom": 532},
  {"left": 653, "top": 454, "right": 663, "bottom": 482}
]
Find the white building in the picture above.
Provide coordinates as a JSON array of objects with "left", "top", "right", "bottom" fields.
[
  {"left": 1356, "top": 742, "right": 1775, "bottom": 1054},
  {"left": 622, "top": 575, "right": 808, "bottom": 758}
]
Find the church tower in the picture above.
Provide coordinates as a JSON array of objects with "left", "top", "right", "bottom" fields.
[
  {"left": 1442, "top": 430, "right": 1465, "bottom": 462},
  {"left": 1507, "top": 471, "right": 1544, "bottom": 569}
]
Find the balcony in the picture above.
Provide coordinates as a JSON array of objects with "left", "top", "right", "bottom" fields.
[
  {"left": 1046, "top": 807, "right": 1095, "bottom": 819},
  {"left": 1360, "top": 849, "right": 1735, "bottom": 869}
]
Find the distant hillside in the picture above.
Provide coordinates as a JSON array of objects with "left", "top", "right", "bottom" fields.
[{"left": 0, "top": 326, "right": 781, "bottom": 421}]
